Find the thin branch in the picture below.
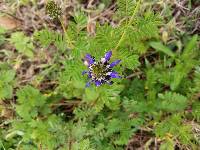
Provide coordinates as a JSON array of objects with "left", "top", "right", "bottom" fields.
[
  {"left": 126, "top": 71, "right": 142, "bottom": 79},
  {"left": 59, "top": 18, "right": 74, "bottom": 49},
  {"left": 50, "top": 101, "right": 81, "bottom": 106},
  {"left": 113, "top": 0, "right": 142, "bottom": 52}
]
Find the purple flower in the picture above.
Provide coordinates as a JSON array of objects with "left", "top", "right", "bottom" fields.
[{"left": 82, "top": 50, "right": 121, "bottom": 87}]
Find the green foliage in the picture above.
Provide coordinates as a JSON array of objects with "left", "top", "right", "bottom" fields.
[
  {"left": 116, "top": 0, "right": 136, "bottom": 18},
  {"left": 106, "top": 118, "right": 142, "bottom": 145},
  {"left": 170, "top": 35, "right": 198, "bottom": 90},
  {"left": 0, "top": 27, "right": 6, "bottom": 46},
  {"left": 34, "top": 28, "right": 68, "bottom": 52},
  {"left": 9, "top": 32, "right": 34, "bottom": 58},
  {"left": 73, "top": 11, "right": 88, "bottom": 31},
  {"left": 8, "top": 86, "right": 69, "bottom": 149},
  {"left": 83, "top": 84, "right": 123, "bottom": 112},
  {"left": 16, "top": 86, "right": 48, "bottom": 120},
  {"left": 155, "top": 115, "right": 194, "bottom": 146},
  {"left": 126, "top": 12, "right": 161, "bottom": 53},
  {"left": 149, "top": 41, "right": 175, "bottom": 58},
  {"left": 191, "top": 67, "right": 200, "bottom": 122},
  {"left": 90, "top": 24, "right": 120, "bottom": 67},
  {"left": 72, "top": 139, "right": 94, "bottom": 150},
  {"left": 157, "top": 92, "right": 188, "bottom": 112},
  {"left": 118, "top": 51, "right": 140, "bottom": 69},
  {"left": 193, "top": 66, "right": 200, "bottom": 92},
  {"left": 159, "top": 138, "right": 174, "bottom": 150},
  {"left": 0, "top": 69, "right": 15, "bottom": 100}
]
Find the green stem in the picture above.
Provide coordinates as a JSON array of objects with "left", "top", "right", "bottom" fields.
[
  {"left": 0, "top": 142, "right": 6, "bottom": 150},
  {"left": 113, "top": 0, "right": 142, "bottom": 53},
  {"left": 59, "top": 18, "right": 66, "bottom": 33},
  {"left": 59, "top": 18, "right": 74, "bottom": 49}
]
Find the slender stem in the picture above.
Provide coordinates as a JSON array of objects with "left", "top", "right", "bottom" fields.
[
  {"left": 0, "top": 142, "right": 6, "bottom": 150},
  {"left": 126, "top": 71, "right": 142, "bottom": 79},
  {"left": 59, "top": 18, "right": 74, "bottom": 49},
  {"left": 59, "top": 18, "right": 66, "bottom": 33},
  {"left": 113, "top": 0, "right": 142, "bottom": 52},
  {"left": 50, "top": 101, "right": 81, "bottom": 106}
]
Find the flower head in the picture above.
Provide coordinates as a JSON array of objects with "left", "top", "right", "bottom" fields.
[
  {"left": 82, "top": 51, "right": 121, "bottom": 87},
  {"left": 46, "top": 1, "right": 62, "bottom": 19}
]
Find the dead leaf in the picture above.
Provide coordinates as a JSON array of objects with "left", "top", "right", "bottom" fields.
[
  {"left": 0, "top": 15, "right": 21, "bottom": 30},
  {"left": 87, "top": 20, "right": 96, "bottom": 36}
]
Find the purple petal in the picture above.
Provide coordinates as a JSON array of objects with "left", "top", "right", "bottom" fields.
[
  {"left": 109, "top": 60, "right": 121, "bottom": 68},
  {"left": 86, "top": 82, "right": 91, "bottom": 87},
  {"left": 88, "top": 71, "right": 92, "bottom": 78},
  {"left": 95, "top": 80, "right": 101, "bottom": 86},
  {"left": 82, "top": 70, "right": 88, "bottom": 75},
  {"left": 85, "top": 54, "right": 94, "bottom": 65},
  {"left": 104, "top": 51, "right": 112, "bottom": 61},
  {"left": 110, "top": 71, "right": 121, "bottom": 78}
]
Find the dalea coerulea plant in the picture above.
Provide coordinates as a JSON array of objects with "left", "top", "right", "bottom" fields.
[{"left": 45, "top": 1, "right": 123, "bottom": 87}]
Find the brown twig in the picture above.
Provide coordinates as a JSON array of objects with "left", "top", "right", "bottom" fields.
[{"left": 126, "top": 72, "right": 143, "bottom": 79}]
